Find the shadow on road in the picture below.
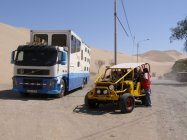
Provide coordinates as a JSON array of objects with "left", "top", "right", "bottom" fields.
[
  {"left": 0, "top": 89, "right": 55, "bottom": 101},
  {"left": 74, "top": 102, "right": 148, "bottom": 115},
  {"left": 73, "top": 104, "right": 122, "bottom": 115}
]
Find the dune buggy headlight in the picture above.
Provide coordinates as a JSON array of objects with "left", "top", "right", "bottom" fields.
[
  {"left": 96, "top": 89, "right": 101, "bottom": 94},
  {"left": 103, "top": 90, "right": 108, "bottom": 94},
  {"left": 109, "top": 85, "right": 114, "bottom": 90}
]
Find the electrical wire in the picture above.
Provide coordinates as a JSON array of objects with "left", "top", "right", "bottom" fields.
[
  {"left": 116, "top": 15, "right": 129, "bottom": 37},
  {"left": 120, "top": 0, "right": 136, "bottom": 57},
  {"left": 120, "top": 0, "right": 134, "bottom": 40}
]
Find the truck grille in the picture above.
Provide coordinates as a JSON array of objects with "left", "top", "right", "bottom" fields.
[
  {"left": 17, "top": 69, "right": 50, "bottom": 75},
  {"left": 22, "top": 79, "right": 45, "bottom": 90}
]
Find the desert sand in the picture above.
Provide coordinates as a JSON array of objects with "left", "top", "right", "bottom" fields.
[
  {"left": 0, "top": 23, "right": 29, "bottom": 85},
  {"left": 1, "top": 23, "right": 186, "bottom": 85}
]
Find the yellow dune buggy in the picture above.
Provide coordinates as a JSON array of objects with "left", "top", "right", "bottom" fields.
[{"left": 85, "top": 63, "right": 150, "bottom": 113}]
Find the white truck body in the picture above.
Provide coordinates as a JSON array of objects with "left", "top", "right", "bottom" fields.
[{"left": 12, "top": 30, "right": 90, "bottom": 96}]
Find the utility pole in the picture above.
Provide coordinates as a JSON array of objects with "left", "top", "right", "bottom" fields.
[{"left": 114, "top": 0, "right": 117, "bottom": 65}]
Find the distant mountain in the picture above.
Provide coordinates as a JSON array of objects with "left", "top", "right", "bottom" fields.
[
  {"left": 163, "top": 50, "right": 185, "bottom": 60},
  {"left": 139, "top": 50, "right": 186, "bottom": 62}
]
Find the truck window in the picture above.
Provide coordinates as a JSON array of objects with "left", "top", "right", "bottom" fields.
[
  {"left": 71, "top": 35, "right": 81, "bottom": 53},
  {"left": 52, "top": 34, "right": 67, "bottom": 47},
  {"left": 17, "top": 51, "right": 24, "bottom": 61},
  {"left": 76, "top": 39, "right": 81, "bottom": 52},
  {"left": 34, "top": 34, "right": 48, "bottom": 45},
  {"left": 15, "top": 50, "right": 57, "bottom": 66},
  {"left": 81, "top": 50, "right": 83, "bottom": 60},
  {"left": 71, "top": 36, "right": 76, "bottom": 53}
]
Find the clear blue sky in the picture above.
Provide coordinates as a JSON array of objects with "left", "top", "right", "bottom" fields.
[{"left": 0, "top": 0, "right": 187, "bottom": 55}]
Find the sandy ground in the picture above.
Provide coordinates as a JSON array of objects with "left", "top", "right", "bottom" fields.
[{"left": 0, "top": 79, "right": 187, "bottom": 140}]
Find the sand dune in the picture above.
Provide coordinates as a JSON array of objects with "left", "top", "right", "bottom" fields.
[
  {"left": 0, "top": 23, "right": 29, "bottom": 85},
  {"left": 0, "top": 23, "right": 186, "bottom": 85},
  {"left": 90, "top": 47, "right": 137, "bottom": 73},
  {"left": 90, "top": 48, "right": 176, "bottom": 76},
  {"left": 140, "top": 50, "right": 186, "bottom": 62},
  {"left": 164, "top": 50, "right": 186, "bottom": 60}
]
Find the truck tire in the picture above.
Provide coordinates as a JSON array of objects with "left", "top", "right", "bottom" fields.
[
  {"left": 56, "top": 80, "right": 65, "bottom": 98},
  {"left": 85, "top": 93, "right": 99, "bottom": 109},
  {"left": 81, "top": 79, "right": 85, "bottom": 89},
  {"left": 119, "top": 93, "right": 135, "bottom": 113}
]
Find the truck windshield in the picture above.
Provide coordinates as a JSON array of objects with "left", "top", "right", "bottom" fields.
[{"left": 15, "top": 51, "right": 57, "bottom": 66}]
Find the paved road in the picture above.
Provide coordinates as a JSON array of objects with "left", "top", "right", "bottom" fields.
[{"left": 0, "top": 80, "right": 187, "bottom": 140}]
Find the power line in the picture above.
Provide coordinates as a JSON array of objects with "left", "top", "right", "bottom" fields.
[
  {"left": 120, "top": 0, "right": 134, "bottom": 40},
  {"left": 116, "top": 15, "right": 129, "bottom": 37}
]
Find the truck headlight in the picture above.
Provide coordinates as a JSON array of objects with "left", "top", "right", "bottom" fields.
[
  {"left": 49, "top": 79, "right": 56, "bottom": 89},
  {"left": 103, "top": 90, "right": 108, "bottom": 94},
  {"left": 96, "top": 89, "right": 101, "bottom": 94},
  {"left": 109, "top": 85, "right": 114, "bottom": 90}
]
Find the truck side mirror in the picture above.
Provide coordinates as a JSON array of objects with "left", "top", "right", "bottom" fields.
[
  {"left": 11, "top": 51, "right": 15, "bottom": 64},
  {"left": 58, "top": 51, "right": 67, "bottom": 65},
  {"left": 61, "top": 52, "right": 67, "bottom": 65},
  {"left": 57, "top": 52, "right": 62, "bottom": 64}
]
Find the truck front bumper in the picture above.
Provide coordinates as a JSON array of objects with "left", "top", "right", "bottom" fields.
[
  {"left": 12, "top": 76, "right": 62, "bottom": 95},
  {"left": 12, "top": 88, "right": 60, "bottom": 94}
]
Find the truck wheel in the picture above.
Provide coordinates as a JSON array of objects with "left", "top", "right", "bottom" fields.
[
  {"left": 56, "top": 80, "right": 65, "bottom": 98},
  {"left": 85, "top": 93, "right": 99, "bottom": 109},
  {"left": 81, "top": 79, "right": 85, "bottom": 89},
  {"left": 119, "top": 93, "right": 135, "bottom": 113}
]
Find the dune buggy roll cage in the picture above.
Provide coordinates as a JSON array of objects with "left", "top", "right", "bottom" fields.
[{"left": 94, "top": 63, "right": 150, "bottom": 93}]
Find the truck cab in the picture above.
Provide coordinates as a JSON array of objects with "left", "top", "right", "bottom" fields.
[{"left": 11, "top": 45, "right": 67, "bottom": 97}]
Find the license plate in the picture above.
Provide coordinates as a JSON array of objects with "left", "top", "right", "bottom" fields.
[{"left": 27, "top": 90, "right": 37, "bottom": 93}]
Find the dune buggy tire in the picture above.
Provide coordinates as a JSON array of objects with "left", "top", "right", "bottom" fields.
[
  {"left": 119, "top": 93, "right": 135, "bottom": 113},
  {"left": 85, "top": 93, "right": 99, "bottom": 109}
]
